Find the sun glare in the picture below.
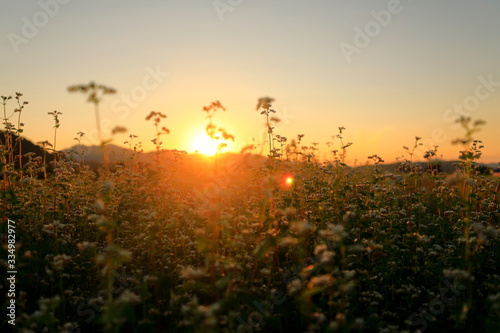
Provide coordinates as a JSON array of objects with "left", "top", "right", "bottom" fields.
[
  {"left": 283, "top": 174, "right": 294, "bottom": 187},
  {"left": 191, "top": 133, "right": 218, "bottom": 156}
]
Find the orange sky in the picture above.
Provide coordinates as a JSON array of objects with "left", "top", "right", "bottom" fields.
[{"left": 1, "top": 1, "right": 499, "bottom": 164}]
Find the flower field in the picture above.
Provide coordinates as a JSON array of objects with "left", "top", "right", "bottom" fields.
[{"left": 1, "top": 92, "right": 499, "bottom": 333}]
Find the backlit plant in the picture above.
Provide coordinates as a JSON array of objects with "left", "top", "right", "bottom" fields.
[{"left": 0, "top": 90, "right": 498, "bottom": 333}]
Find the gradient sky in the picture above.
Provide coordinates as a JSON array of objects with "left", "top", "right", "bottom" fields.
[{"left": 1, "top": 0, "right": 499, "bottom": 164}]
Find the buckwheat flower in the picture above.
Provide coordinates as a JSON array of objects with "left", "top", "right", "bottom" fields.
[
  {"left": 115, "top": 289, "right": 141, "bottom": 306},
  {"left": 180, "top": 266, "right": 206, "bottom": 280},
  {"left": 256, "top": 96, "right": 275, "bottom": 110},
  {"left": 343, "top": 270, "right": 356, "bottom": 279},
  {"left": 287, "top": 279, "right": 302, "bottom": 295},
  {"left": 77, "top": 241, "right": 96, "bottom": 252},
  {"left": 314, "top": 244, "right": 328, "bottom": 257},
  {"left": 342, "top": 211, "right": 355, "bottom": 222},
  {"left": 475, "top": 225, "right": 499, "bottom": 243},
  {"left": 103, "top": 180, "right": 114, "bottom": 191},
  {"left": 314, "top": 244, "right": 335, "bottom": 264},
  {"left": 279, "top": 236, "right": 298, "bottom": 248},
  {"left": 487, "top": 293, "right": 500, "bottom": 303},
  {"left": 320, "top": 250, "right": 335, "bottom": 264},
  {"left": 51, "top": 254, "right": 72, "bottom": 271},
  {"left": 308, "top": 274, "right": 333, "bottom": 289},
  {"left": 319, "top": 224, "right": 347, "bottom": 242},
  {"left": 95, "top": 198, "right": 105, "bottom": 213},
  {"left": 284, "top": 207, "right": 297, "bottom": 217},
  {"left": 148, "top": 308, "right": 161, "bottom": 316},
  {"left": 111, "top": 126, "right": 128, "bottom": 135},
  {"left": 433, "top": 244, "right": 443, "bottom": 251},
  {"left": 199, "top": 302, "right": 221, "bottom": 318},
  {"left": 274, "top": 208, "right": 285, "bottom": 217},
  {"left": 42, "top": 223, "right": 55, "bottom": 234},
  {"left": 443, "top": 269, "right": 471, "bottom": 280},
  {"left": 291, "top": 220, "right": 314, "bottom": 235},
  {"left": 310, "top": 312, "right": 326, "bottom": 323}
]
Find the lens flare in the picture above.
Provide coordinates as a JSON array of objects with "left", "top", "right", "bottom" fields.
[{"left": 283, "top": 174, "right": 294, "bottom": 187}]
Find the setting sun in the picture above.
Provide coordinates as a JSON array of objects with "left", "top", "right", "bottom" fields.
[{"left": 191, "top": 132, "right": 218, "bottom": 156}]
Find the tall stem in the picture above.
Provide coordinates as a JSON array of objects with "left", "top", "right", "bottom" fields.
[
  {"left": 17, "top": 111, "right": 22, "bottom": 169},
  {"left": 53, "top": 126, "right": 58, "bottom": 163},
  {"left": 266, "top": 113, "right": 273, "bottom": 157},
  {"left": 95, "top": 102, "right": 109, "bottom": 173},
  {"left": 94, "top": 102, "right": 103, "bottom": 143}
]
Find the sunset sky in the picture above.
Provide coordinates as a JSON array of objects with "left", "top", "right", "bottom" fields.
[{"left": 1, "top": 0, "right": 499, "bottom": 164}]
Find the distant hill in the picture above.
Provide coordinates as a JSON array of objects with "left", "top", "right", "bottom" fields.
[
  {"left": 65, "top": 143, "right": 132, "bottom": 162},
  {"left": 65, "top": 143, "right": 191, "bottom": 162},
  {"left": 0, "top": 131, "right": 55, "bottom": 167},
  {"left": 355, "top": 160, "right": 498, "bottom": 175},
  {"left": 63, "top": 143, "right": 499, "bottom": 175},
  {"left": 64, "top": 144, "right": 267, "bottom": 170}
]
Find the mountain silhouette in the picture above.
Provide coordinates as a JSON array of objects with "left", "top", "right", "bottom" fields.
[{"left": 0, "top": 131, "right": 55, "bottom": 167}]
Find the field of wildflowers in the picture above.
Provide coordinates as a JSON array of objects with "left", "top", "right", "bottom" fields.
[{"left": 1, "top": 90, "right": 499, "bottom": 332}]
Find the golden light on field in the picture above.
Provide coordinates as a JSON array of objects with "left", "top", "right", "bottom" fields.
[{"left": 191, "top": 132, "right": 218, "bottom": 156}]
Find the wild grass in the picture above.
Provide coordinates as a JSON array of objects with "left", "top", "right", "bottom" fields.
[{"left": 0, "top": 90, "right": 499, "bottom": 333}]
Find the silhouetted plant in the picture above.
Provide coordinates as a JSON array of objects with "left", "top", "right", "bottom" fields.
[
  {"left": 1, "top": 90, "right": 498, "bottom": 333},
  {"left": 68, "top": 82, "right": 117, "bottom": 172},
  {"left": 202, "top": 100, "right": 234, "bottom": 155},
  {"left": 257, "top": 96, "right": 279, "bottom": 158}
]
